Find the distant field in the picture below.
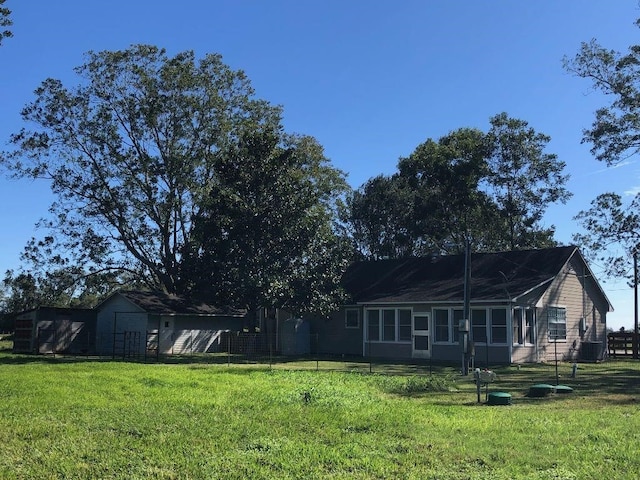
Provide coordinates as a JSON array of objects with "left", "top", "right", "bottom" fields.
[{"left": 0, "top": 345, "right": 639, "bottom": 479}]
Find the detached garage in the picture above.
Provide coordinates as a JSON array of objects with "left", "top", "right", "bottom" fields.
[{"left": 95, "top": 290, "right": 247, "bottom": 357}]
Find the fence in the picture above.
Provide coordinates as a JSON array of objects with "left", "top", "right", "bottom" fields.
[
  {"left": 607, "top": 332, "right": 639, "bottom": 358},
  {"left": 136, "top": 331, "right": 440, "bottom": 375},
  {"left": 26, "top": 330, "right": 457, "bottom": 374}
]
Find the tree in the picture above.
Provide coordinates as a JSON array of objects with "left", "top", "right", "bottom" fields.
[
  {"left": 347, "top": 174, "right": 417, "bottom": 259},
  {"left": 0, "top": 0, "right": 12, "bottom": 46},
  {"left": 399, "top": 127, "right": 510, "bottom": 254},
  {"left": 347, "top": 116, "right": 567, "bottom": 259},
  {"left": 486, "top": 113, "right": 570, "bottom": 250},
  {"left": 1, "top": 45, "right": 351, "bottom": 314},
  {"left": 573, "top": 193, "right": 640, "bottom": 282},
  {"left": 564, "top": 22, "right": 640, "bottom": 165},
  {"left": 565, "top": 18, "right": 640, "bottom": 282},
  {"left": 183, "top": 127, "right": 352, "bottom": 317},
  {"left": 1, "top": 45, "right": 280, "bottom": 296}
]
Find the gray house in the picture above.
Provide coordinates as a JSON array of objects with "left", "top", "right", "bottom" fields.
[
  {"left": 95, "top": 290, "right": 247, "bottom": 357},
  {"left": 309, "top": 246, "right": 612, "bottom": 365}
]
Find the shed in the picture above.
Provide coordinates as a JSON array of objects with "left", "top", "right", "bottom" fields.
[
  {"left": 12, "top": 307, "right": 96, "bottom": 355},
  {"left": 95, "top": 290, "right": 247, "bottom": 357}
]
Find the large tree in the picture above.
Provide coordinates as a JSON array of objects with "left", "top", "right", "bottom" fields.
[
  {"left": 486, "top": 113, "right": 570, "bottom": 250},
  {"left": 1, "top": 45, "right": 351, "bottom": 313},
  {"left": 565, "top": 18, "right": 640, "bottom": 282},
  {"left": 183, "top": 127, "right": 351, "bottom": 316},
  {"left": 348, "top": 116, "right": 567, "bottom": 259}
]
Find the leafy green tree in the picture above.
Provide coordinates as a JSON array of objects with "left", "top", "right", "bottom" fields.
[
  {"left": 2, "top": 45, "right": 280, "bottom": 295},
  {"left": 564, "top": 21, "right": 640, "bottom": 165},
  {"left": 486, "top": 113, "right": 570, "bottom": 250},
  {"left": 1, "top": 45, "right": 351, "bottom": 314},
  {"left": 183, "top": 128, "right": 352, "bottom": 316},
  {"left": 347, "top": 117, "right": 567, "bottom": 258},
  {"left": 0, "top": 0, "right": 12, "bottom": 46},
  {"left": 565, "top": 18, "right": 640, "bottom": 281},
  {"left": 347, "top": 174, "right": 416, "bottom": 259},
  {"left": 574, "top": 193, "right": 640, "bottom": 282},
  {"left": 398, "top": 127, "right": 503, "bottom": 254}
]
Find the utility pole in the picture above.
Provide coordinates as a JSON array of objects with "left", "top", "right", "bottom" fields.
[
  {"left": 461, "top": 237, "right": 471, "bottom": 375},
  {"left": 634, "top": 250, "right": 639, "bottom": 360}
]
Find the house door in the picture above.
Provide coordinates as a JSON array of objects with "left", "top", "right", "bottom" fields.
[
  {"left": 412, "top": 313, "right": 430, "bottom": 359},
  {"left": 160, "top": 317, "right": 175, "bottom": 355}
]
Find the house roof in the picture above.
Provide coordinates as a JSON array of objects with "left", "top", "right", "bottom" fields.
[
  {"left": 106, "top": 290, "right": 247, "bottom": 316},
  {"left": 343, "top": 246, "right": 611, "bottom": 307}
]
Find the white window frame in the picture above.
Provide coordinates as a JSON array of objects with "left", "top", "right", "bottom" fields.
[
  {"left": 365, "top": 308, "right": 413, "bottom": 343},
  {"left": 345, "top": 308, "right": 360, "bottom": 329},
  {"left": 514, "top": 308, "right": 536, "bottom": 346},
  {"left": 547, "top": 306, "right": 567, "bottom": 342}
]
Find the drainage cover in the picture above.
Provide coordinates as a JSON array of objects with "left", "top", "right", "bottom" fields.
[
  {"left": 528, "top": 384, "right": 555, "bottom": 397},
  {"left": 488, "top": 392, "right": 512, "bottom": 405},
  {"left": 554, "top": 385, "right": 574, "bottom": 394}
]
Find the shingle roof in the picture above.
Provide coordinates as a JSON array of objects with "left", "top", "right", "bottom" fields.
[
  {"left": 116, "top": 290, "right": 246, "bottom": 316},
  {"left": 343, "top": 246, "right": 580, "bottom": 304}
]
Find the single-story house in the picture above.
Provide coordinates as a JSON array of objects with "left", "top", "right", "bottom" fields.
[
  {"left": 12, "top": 307, "right": 96, "bottom": 354},
  {"left": 308, "top": 246, "right": 613, "bottom": 365},
  {"left": 95, "top": 290, "right": 247, "bottom": 357}
]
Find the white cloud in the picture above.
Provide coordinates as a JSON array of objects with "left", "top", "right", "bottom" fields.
[{"left": 624, "top": 185, "right": 640, "bottom": 196}]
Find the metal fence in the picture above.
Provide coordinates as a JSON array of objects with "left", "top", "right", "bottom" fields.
[{"left": 25, "top": 330, "right": 442, "bottom": 375}]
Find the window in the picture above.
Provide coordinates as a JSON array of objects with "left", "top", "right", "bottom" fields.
[
  {"left": 514, "top": 308, "right": 535, "bottom": 345},
  {"left": 383, "top": 309, "right": 396, "bottom": 341},
  {"left": 525, "top": 309, "right": 535, "bottom": 344},
  {"left": 490, "top": 308, "right": 507, "bottom": 344},
  {"left": 398, "top": 309, "right": 412, "bottom": 341},
  {"left": 414, "top": 314, "right": 429, "bottom": 331},
  {"left": 548, "top": 307, "right": 566, "bottom": 341},
  {"left": 471, "top": 309, "right": 487, "bottom": 343},
  {"left": 345, "top": 309, "right": 360, "bottom": 329},
  {"left": 367, "top": 310, "right": 380, "bottom": 341},
  {"left": 513, "top": 309, "right": 523, "bottom": 345},
  {"left": 366, "top": 308, "right": 412, "bottom": 342},
  {"left": 434, "top": 309, "right": 450, "bottom": 343}
]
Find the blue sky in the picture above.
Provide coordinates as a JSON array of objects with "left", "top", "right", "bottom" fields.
[{"left": 0, "top": 1, "right": 638, "bottom": 329}]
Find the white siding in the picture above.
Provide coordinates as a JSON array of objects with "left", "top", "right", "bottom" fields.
[{"left": 96, "top": 295, "right": 146, "bottom": 355}]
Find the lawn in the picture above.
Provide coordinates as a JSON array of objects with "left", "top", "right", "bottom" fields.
[{"left": 0, "top": 342, "right": 639, "bottom": 479}]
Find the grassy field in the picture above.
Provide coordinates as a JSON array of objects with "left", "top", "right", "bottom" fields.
[{"left": 0, "top": 340, "right": 639, "bottom": 479}]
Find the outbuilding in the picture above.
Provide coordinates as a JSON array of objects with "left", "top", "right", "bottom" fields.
[
  {"left": 95, "top": 290, "right": 247, "bottom": 357},
  {"left": 12, "top": 307, "right": 96, "bottom": 355}
]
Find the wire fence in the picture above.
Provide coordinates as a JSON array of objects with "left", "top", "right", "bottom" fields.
[{"left": 25, "top": 330, "right": 440, "bottom": 375}]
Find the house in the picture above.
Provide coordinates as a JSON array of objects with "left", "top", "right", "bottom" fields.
[
  {"left": 95, "top": 290, "right": 247, "bottom": 357},
  {"left": 308, "top": 246, "right": 612, "bottom": 365},
  {"left": 12, "top": 307, "right": 96, "bottom": 354}
]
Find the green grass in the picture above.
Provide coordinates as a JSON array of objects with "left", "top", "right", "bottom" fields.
[{"left": 0, "top": 347, "right": 639, "bottom": 479}]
